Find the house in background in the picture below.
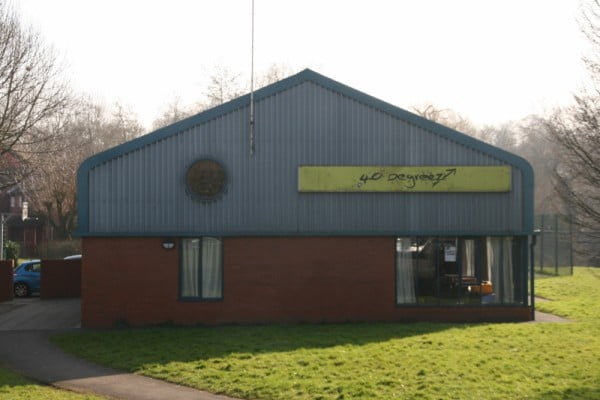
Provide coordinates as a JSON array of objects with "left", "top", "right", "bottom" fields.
[
  {"left": 0, "top": 185, "right": 45, "bottom": 258},
  {"left": 76, "top": 69, "right": 535, "bottom": 328}
]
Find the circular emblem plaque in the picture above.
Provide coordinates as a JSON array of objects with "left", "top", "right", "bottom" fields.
[{"left": 185, "top": 159, "right": 227, "bottom": 201}]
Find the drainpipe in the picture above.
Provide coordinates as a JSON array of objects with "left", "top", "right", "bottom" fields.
[
  {"left": 0, "top": 214, "right": 4, "bottom": 260},
  {"left": 530, "top": 231, "right": 539, "bottom": 320}
]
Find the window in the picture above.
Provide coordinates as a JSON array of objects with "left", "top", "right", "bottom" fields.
[
  {"left": 26, "top": 263, "right": 41, "bottom": 272},
  {"left": 396, "top": 236, "right": 525, "bottom": 306},
  {"left": 395, "top": 238, "right": 417, "bottom": 303},
  {"left": 180, "top": 237, "right": 223, "bottom": 300}
]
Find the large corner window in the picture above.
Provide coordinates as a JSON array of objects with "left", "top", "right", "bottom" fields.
[
  {"left": 180, "top": 237, "right": 223, "bottom": 300},
  {"left": 396, "top": 236, "right": 525, "bottom": 306}
]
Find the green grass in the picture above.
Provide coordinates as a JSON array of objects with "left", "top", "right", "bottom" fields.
[
  {"left": 53, "top": 267, "right": 600, "bottom": 400},
  {"left": 0, "top": 367, "right": 104, "bottom": 399},
  {"left": 535, "top": 266, "right": 600, "bottom": 321}
]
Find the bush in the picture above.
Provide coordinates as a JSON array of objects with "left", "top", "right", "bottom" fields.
[{"left": 4, "top": 240, "right": 20, "bottom": 260}]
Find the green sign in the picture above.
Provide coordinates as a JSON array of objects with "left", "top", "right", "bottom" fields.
[{"left": 298, "top": 166, "right": 511, "bottom": 192}]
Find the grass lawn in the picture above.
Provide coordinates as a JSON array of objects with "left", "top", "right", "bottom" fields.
[
  {"left": 0, "top": 367, "right": 104, "bottom": 400},
  {"left": 53, "top": 267, "right": 600, "bottom": 400}
]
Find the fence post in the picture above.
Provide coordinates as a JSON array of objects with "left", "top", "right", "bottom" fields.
[
  {"left": 554, "top": 215, "right": 559, "bottom": 275},
  {"left": 540, "top": 214, "right": 545, "bottom": 273},
  {"left": 569, "top": 216, "right": 574, "bottom": 274}
]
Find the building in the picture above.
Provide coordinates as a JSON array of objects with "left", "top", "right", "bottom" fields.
[
  {"left": 76, "top": 70, "right": 534, "bottom": 328},
  {"left": 0, "top": 185, "right": 45, "bottom": 258}
]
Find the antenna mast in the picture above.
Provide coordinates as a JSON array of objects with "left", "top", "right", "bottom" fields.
[{"left": 249, "top": 0, "right": 255, "bottom": 155}]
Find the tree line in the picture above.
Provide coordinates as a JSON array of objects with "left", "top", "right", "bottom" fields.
[{"left": 1, "top": 1, "right": 600, "bottom": 264}]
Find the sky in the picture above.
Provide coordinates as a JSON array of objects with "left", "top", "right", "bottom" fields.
[{"left": 16, "top": 0, "right": 588, "bottom": 131}]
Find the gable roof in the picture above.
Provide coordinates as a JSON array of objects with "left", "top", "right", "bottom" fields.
[{"left": 77, "top": 69, "right": 534, "bottom": 235}]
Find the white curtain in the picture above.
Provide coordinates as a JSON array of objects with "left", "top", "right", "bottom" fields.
[
  {"left": 501, "top": 237, "right": 514, "bottom": 303},
  {"left": 396, "top": 238, "right": 416, "bottom": 304},
  {"left": 181, "top": 238, "right": 200, "bottom": 297},
  {"left": 486, "top": 237, "right": 514, "bottom": 303},
  {"left": 462, "top": 239, "right": 475, "bottom": 276},
  {"left": 486, "top": 237, "right": 499, "bottom": 303},
  {"left": 202, "top": 237, "right": 223, "bottom": 298}
]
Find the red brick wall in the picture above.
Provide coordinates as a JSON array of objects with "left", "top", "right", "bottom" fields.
[
  {"left": 82, "top": 237, "right": 179, "bottom": 327},
  {"left": 0, "top": 260, "right": 14, "bottom": 301},
  {"left": 81, "top": 237, "right": 532, "bottom": 328},
  {"left": 40, "top": 259, "right": 82, "bottom": 298}
]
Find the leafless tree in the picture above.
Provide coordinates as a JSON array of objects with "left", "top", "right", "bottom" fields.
[
  {"left": 0, "top": 3, "right": 69, "bottom": 187},
  {"left": 255, "top": 62, "right": 294, "bottom": 88},
  {"left": 511, "top": 116, "right": 561, "bottom": 214},
  {"left": 107, "top": 102, "right": 144, "bottom": 144},
  {"left": 548, "top": 104, "right": 600, "bottom": 225},
  {"left": 545, "top": 0, "right": 600, "bottom": 263},
  {"left": 204, "top": 65, "right": 245, "bottom": 107},
  {"left": 152, "top": 64, "right": 295, "bottom": 130},
  {"left": 152, "top": 95, "right": 194, "bottom": 130},
  {"left": 24, "top": 98, "right": 143, "bottom": 239},
  {"left": 477, "top": 123, "right": 518, "bottom": 152},
  {"left": 411, "top": 104, "right": 479, "bottom": 136}
]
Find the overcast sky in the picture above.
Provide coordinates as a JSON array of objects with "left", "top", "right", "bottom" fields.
[{"left": 16, "top": 0, "right": 588, "bottom": 131}]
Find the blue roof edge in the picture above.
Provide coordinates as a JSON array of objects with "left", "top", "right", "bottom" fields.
[{"left": 76, "top": 68, "right": 534, "bottom": 235}]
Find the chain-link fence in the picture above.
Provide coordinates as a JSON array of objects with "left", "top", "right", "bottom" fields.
[{"left": 534, "top": 214, "right": 573, "bottom": 276}]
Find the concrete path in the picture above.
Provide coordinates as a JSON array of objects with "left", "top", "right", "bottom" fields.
[
  {"left": 0, "top": 298, "right": 81, "bottom": 331},
  {"left": 533, "top": 310, "right": 570, "bottom": 323},
  {"left": 0, "top": 298, "right": 239, "bottom": 400},
  {"left": 533, "top": 297, "right": 571, "bottom": 323}
]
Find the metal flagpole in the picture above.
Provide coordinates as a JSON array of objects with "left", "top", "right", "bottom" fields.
[{"left": 249, "top": 0, "right": 255, "bottom": 155}]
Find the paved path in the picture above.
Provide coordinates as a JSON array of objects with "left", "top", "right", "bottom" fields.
[
  {"left": 0, "top": 298, "right": 239, "bottom": 400},
  {"left": 532, "top": 297, "right": 571, "bottom": 323},
  {"left": 0, "top": 298, "right": 81, "bottom": 331},
  {"left": 533, "top": 310, "right": 570, "bottom": 323}
]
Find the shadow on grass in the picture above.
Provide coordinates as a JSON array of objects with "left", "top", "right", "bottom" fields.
[
  {"left": 537, "top": 386, "right": 600, "bottom": 400},
  {"left": 53, "top": 321, "right": 463, "bottom": 368}
]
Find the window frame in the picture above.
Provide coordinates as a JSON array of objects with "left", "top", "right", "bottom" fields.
[
  {"left": 395, "top": 236, "right": 528, "bottom": 307},
  {"left": 178, "top": 237, "right": 224, "bottom": 301}
]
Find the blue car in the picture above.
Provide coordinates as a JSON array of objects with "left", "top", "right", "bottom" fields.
[{"left": 13, "top": 260, "right": 41, "bottom": 297}]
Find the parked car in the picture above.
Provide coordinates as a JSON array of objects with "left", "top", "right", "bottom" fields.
[{"left": 13, "top": 260, "right": 41, "bottom": 297}]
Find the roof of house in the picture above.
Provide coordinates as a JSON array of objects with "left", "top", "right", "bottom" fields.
[{"left": 77, "top": 69, "right": 534, "bottom": 237}]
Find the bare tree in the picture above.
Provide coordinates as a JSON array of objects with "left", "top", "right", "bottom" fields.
[
  {"left": 548, "top": 104, "right": 600, "bottom": 224},
  {"left": 255, "top": 62, "right": 294, "bottom": 88},
  {"left": 34, "top": 148, "right": 78, "bottom": 240},
  {"left": 107, "top": 102, "right": 144, "bottom": 145},
  {"left": 151, "top": 63, "right": 295, "bottom": 130},
  {"left": 0, "top": 3, "right": 69, "bottom": 187},
  {"left": 512, "top": 116, "right": 562, "bottom": 214},
  {"left": 545, "top": 0, "right": 600, "bottom": 263},
  {"left": 411, "top": 104, "right": 478, "bottom": 136},
  {"left": 477, "top": 123, "right": 518, "bottom": 152},
  {"left": 152, "top": 95, "right": 194, "bottom": 130},
  {"left": 205, "top": 65, "right": 245, "bottom": 107},
  {"left": 24, "top": 98, "right": 143, "bottom": 239}
]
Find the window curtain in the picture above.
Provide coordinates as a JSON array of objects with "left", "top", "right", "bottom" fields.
[
  {"left": 396, "top": 238, "right": 416, "bottom": 304},
  {"left": 202, "top": 237, "right": 223, "bottom": 298},
  {"left": 486, "top": 237, "right": 515, "bottom": 303},
  {"left": 181, "top": 239, "right": 200, "bottom": 297},
  {"left": 461, "top": 239, "right": 475, "bottom": 276},
  {"left": 501, "top": 237, "right": 514, "bottom": 303}
]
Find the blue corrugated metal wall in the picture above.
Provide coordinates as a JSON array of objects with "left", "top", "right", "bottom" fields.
[{"left": 80, "top": 71, "right": 531, "bottom": 236}]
